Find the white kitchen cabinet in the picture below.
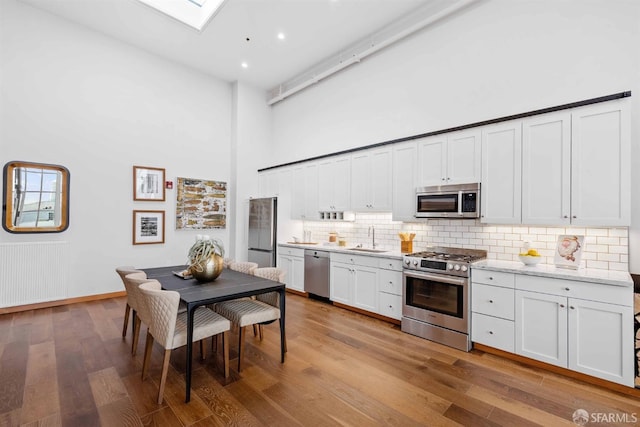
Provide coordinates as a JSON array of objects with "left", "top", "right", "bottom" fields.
[
  {"left": 570, "top": 100, "right": 630, "bottom": 226},
  {"left": 522, "top": 99, "right": 630, "bottom": 227},
  {"left": 318, "top": 155, "right": 350, "bottom": 212},
  {"left": 480, "top": 121, "right": 522, "bottom": 224},
  {"left": 471, "top": 270, "right": 515, "bottom": 353},
  {"left": 330, "top": 262, "right": 352, "bottom": 305},
  {"left": 353, "top": 265, "right": 378, "bottom": 312},
  {"left": 351, "top": 147, "right": 392, "bottom": 212},
  {"left": 258, "top": 169, "right": 279, "bottom": 198},
  {"left": 377, "top": 257, "right": 403, "bottom": 320},
  {"left": 391, "top": 141, "right": 418, "bottom": 221},
  {"left": 514, "top": 274, "right": 634, "bottom": 386},
  {"left": 515, "top": 289, "right": 568, "bottom": 367},
  {"left": 521, "top": 112, "right": 571, "bottom": 225},
  {"left": 291, "top": 162, "right": 319, "bottom": 220},
  {"left": 568, "top": 298, "right": 633, "bottom": 385},
  {"left": 330, "top": 253, "right": 379, "bottom": 314},
  {"left": 417, "top": 129, "right": 481, "bottom": 186},
  {"left": 277, "top": 246, "right": 305, "bottom": 293}
]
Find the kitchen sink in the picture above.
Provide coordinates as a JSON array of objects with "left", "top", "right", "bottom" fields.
[{"left": 347, "top": 247, "right": 388, "bottom": 253}]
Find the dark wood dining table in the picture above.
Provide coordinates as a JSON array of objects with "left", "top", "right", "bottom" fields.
[{"left": 142, "top": 265, "right": 286, "bottom": 402}]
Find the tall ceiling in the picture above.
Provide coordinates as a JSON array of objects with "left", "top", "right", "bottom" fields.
[{"left": 20, "top": 0, "right": 475, "bottom": 99}]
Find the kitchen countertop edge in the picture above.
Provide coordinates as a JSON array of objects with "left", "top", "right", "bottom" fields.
[
  {"left": 278, "top": 242, "right": 404, "bottom": 260},
  {"left": 472, "top": 259, "right": 632, "bottom": 287}
]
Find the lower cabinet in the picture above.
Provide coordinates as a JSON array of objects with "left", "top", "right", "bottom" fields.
[
  {"left": 471, "top": 268, "right": 634, "bottom": 387},
  {"left": 330, "top": 253, "right": 403, "bottom": 320},
  {"left": 277, "top": 246, "right": 305, "bottom": 292},
  {"left": 377, "top": 258, "right": 403, "bottom": 320},
  {"left": 515, "top": 288, "right": 634, "bottom": 385},
  {"left": 330, "top": 253, "right": 378, "bottom": 313},
  {"left": 471, "top": 270, "right": 516, "bottom": 353}
]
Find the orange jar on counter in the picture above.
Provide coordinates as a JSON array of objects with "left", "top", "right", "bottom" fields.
[{"left": 329, "top": 232, "right": 337, "bottom": 243}]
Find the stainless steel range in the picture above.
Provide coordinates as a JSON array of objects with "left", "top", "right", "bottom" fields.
[{"left": 401, "top": 247, "right": 487, "bottom": 351}]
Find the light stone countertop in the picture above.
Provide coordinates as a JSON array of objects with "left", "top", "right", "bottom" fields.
[
  {"left": 472, "top": 259, "right": 633, "bottom": 287},
  {"left": 278, "top": 242, "right": 404, "bottom": 260}
]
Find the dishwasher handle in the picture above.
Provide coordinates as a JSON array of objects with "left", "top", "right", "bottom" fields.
[{"left": 304, "top": 249, "right": 330, "bottom": 259}]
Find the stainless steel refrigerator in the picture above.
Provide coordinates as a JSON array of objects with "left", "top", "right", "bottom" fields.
[{"left": 247, "top": 197, "right": 277, "bottom": 267}]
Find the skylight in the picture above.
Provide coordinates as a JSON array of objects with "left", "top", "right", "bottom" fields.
[{"left": 138, "top": 0, "right": 227, "bottom": 31}]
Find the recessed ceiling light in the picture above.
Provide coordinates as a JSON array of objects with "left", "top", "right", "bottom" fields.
[
  {"left": 277, "top": 32, "right": 286, "bottom": 40},
  {"left": 241, "top": 62, "right": 248, "bottom": 69}
]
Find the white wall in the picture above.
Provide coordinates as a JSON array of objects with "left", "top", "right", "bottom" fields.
[
  {"left": 271, "top": 0, "right": 640, "bottom": 273},
  {"left": 0, "top": 0, "right": 233, "bottom": 302},
  {"left": 231, "top": 81, "right": 274, "bottom": 263}
]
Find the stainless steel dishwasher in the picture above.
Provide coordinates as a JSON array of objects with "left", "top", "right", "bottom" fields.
[{"left": 304, "top": 249, "right": 330, "bottom": 299}]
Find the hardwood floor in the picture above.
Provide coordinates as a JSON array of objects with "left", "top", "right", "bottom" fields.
[{"left": 1, "top": 293, "right": 638, "bottom": 426}]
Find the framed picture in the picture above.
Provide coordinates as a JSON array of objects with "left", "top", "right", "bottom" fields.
[
  {"left": 554, "top": 235, "right": 584, "bottom": 269},
  {"left": 133, "top": 166, "right": 165, "bottom": 201},
  {"left": 133, "top": 210, "right": 165, "bottom": 245}
]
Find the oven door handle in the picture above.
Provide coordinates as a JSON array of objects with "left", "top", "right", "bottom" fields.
[
  {"left": 458, "top": 191, "right": 463, "bottom": 216},
  {"left": 403, "top": 271, "right": 467, "bottom": 286}
]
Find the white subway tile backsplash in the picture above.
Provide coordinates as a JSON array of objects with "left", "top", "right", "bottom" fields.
[{"left": 301, "top": 213, "right": 628, "bottom": 271}]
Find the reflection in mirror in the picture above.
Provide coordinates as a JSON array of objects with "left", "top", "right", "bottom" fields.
[{"left": 3, "top": 161, "right": 70, "bottom": 233}]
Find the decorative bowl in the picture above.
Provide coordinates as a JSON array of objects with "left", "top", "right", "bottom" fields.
[{"left": 519, "top": 255, "right": 542, "bottom": 266}]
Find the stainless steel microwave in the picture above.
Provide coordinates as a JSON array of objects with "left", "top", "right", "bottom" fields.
[{"left": 416, "top": 183, "right": 480, "bottom": 218}]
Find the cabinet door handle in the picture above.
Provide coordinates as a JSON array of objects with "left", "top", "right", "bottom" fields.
[
  {"left": 488, "top": 277, "right": 493, "bottom": 280},
  {"left": 564, "top": 287, "right": 570, "bottom": 291},
  {"left": 560, "top": 304, "right": 565, "bottom": 308},
  {"left": 488, "top": 299, "right": 494, "bottom": 303},
  {"left": 488, "top": 331, "right": 494, "bottom": 335},
  {"left": 570, "top": 306, "right": 575, "bottom": 310},
  {"left": 572, "top": 215, "right": 577, "bottom": 219},
  {"left": 563, "top": 215, "right": 568, "bottom": 218}
]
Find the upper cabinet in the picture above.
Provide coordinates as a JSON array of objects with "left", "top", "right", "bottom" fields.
[
  {"left": 570, "top": 100, "right": 630, "bottom": 226},
  {"left": 291, "top": 162, "right": 319, "bottom": 220},
  {"left": 318, "top": 155, "right": 351, "bottom": 212},
  {"left": 520, "top": 99, "right": 630, "bottom": 227},
  {"left": 480, "top": 121, "right": 522, "bottom": 224},
  {"left": 417, "top": 129, "right": 481, "bottom": 187},
  {"left": 521, "top": 112, "right": 572, "bottom": 225},
  {"left": 351, "top": 147, "right": 392, "bottom": 212},
  {"left": 392, "top": 141, "right": 418, "bottom": 221}
]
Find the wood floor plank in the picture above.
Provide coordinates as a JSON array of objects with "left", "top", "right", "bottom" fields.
[
  {"left": 88, "top": 366, "right": 129, "bottom": 407},
  {"left": 20, "top": 379, "right": 59, "bottom": 425},
  {"left": 138, "top": 406, "right": 185, "bottom": 427},
  {"left": 191, "top": 366, "right": 264, "bottom": 427},
  {"left": 0, "top": 340, "right": 29, "bottom": 414},
  {"left": 466, "top": 384, "right": 575, "bottom": 426},
  {"left": 96, "top": 396, "right": 143, "bottom": 427}
]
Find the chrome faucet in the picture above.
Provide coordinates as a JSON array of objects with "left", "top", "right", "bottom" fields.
[{"left": 368, "top": 226, "right": 377, "bottom": 249}]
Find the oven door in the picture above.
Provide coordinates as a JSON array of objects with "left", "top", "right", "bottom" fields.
[{"left": 402, "top": 270, "right": 469, "bottom": 333}]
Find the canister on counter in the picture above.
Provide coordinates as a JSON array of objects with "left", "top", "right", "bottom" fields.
[{"left": 329, "top": 232, "right": 337, "bottom": 243}]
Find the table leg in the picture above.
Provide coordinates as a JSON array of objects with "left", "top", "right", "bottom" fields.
[
  {"left": 279, "top": 288, "right": 286, "bottom": 363},
  {"left": 185, "top": 304, "right": 195, "bottom": 403}
]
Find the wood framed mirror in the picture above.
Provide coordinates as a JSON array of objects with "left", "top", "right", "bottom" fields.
[{"left": 2, "top": 161, "right": 70, "bottom": 233}]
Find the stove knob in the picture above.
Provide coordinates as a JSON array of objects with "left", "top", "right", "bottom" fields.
[
  {"left": 413, "top": 260, "right": 419, "bottom": 266},
  {"left": 454, "top": 264, "right": 461, "bottom": 271},
  {"left": 404, "top": 259, "right": 411, "bottom": 266},
  {"left": 447, "top": 263, "right": 453, "bottom": 270},
  {"left": 461, "top": 265, "right": 468, "bottom": 272}
]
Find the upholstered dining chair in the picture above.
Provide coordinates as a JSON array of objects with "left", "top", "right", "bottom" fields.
[
  {"left": 115, "top": 266, "right": 145, "bottom": 339},
  {"left": 122, "top": 272, "right": 151, "bottom": 355},
  {"left": 228, "top": 261, "right": 258, "bottom": 275},
  {"left": 253, "top": 267, "right": 286, "bottom": 341},
  {"left": 138, "top": 281, "right": 231, "bottom": 404},
  {"left": 214, "top": 266, "right": 285, "bottom": 372}
]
